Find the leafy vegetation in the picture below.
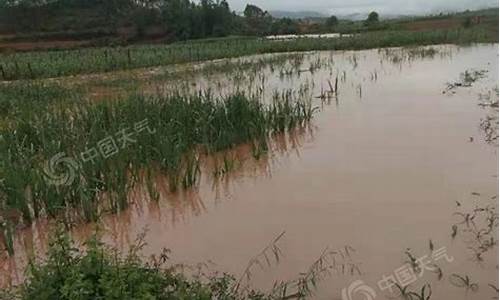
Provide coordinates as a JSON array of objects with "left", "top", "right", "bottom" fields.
[
  {"left": 0, "top": 81, "right": 79, "bottom": 120},
  {"left": 1, "top": 227, "right": 278, "bottom": 300},
  {"left": 365, "top": 11, "right": 380, "bottom": 26},
  {"left": 0, "top": 225, "right": 365, "bottom": 300}
]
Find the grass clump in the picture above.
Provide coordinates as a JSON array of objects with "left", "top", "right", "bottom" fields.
[{"left": 0, "top": 81, "right": 78, "bottom": 124}]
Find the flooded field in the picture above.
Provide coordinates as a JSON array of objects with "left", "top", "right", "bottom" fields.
[{"left": 1, "top": 44, "right": 498, "bottom": 300}]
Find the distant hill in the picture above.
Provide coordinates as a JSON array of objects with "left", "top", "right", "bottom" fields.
[
  {"left": 267, "top": 10, "right": 412, "bottom": 21},
  {"left": 335, "top": 12, "right": 413, "bottom": 21},
  {"left": 249, "top": 7, "right": 499, "bottom": 21},
  {"left": 268, "top": 11, "right": 327, "bottom": 19}
]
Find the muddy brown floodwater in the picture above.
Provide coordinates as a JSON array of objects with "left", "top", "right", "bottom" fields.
[{"left": 1, "top": 44, "right": 498, "bottom": 299}]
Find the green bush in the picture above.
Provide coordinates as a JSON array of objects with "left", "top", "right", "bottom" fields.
[{"left": 6, "top": 227, "right": 272, "bottom": 300}]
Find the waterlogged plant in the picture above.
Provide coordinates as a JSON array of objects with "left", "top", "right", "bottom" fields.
[
  {"left": 461, "top": 69, "right": 488, "bottom": 86},
  {"left": 0, "top": 89, "right": 316, "bottom": 254},
  {"left": 402, "top": 247, "right": 442, "bottom": 283},
  {"left": 2, "top": 227, "right": 279, "bottom": 300},
  {"left": 408, "top": 284, "right": 432, "bottom": 300},
  {"left": 213, "top": 154, "right": 238, "bottom": 179},
  {"left": 444, "top": 68, "right": 488, "bottom": 93},
  {"left": 393, "top": 282, "right": 432, "bottom": 300},
  {"left": 405, "top": 249, "right": 420, "bottom": 273},
  {"left": 0, "top": 81, "right": 79, "bottom": 124},
  {"left": 229, "top": 232, "right": 360, "bottom": 300},
  {"left": 234, "top": 231, "right": 286, "bottom": 293},
  {"left": 449, "top": 274, "right": 479, "bottom": 292},
  {"left": 2, "top": 227, "right": 363, "bottom": 300},
  {"left": 489, "top": 284, "right": 499, "bottom": 299},
  {"left": 451, "top": 224, "right": 458, "bottom": 239},
  {"left": 269, "top": 246, "right": 360, "bottom": 300},
  {"left": 478, "top": 87, "right": 499, "bottom": 145},
  {"left": 380, "top": 46, "right": 442, "bottom": 66},
  {"left": 0, "top": 219, "right": 14, "bottom": 256},
  {"left": 452, "top": 196, "right": 498, "bottom": 262},
  {"left": 393, "top": 282, "right": 412, "bottom": 299}
]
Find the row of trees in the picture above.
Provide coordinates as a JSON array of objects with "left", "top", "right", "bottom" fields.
[
  {"left": 0, "top": 0, "right": 237, "bottom": 39},
  {"left": 0, "top": 0, "right": 381, "bottom": 40},
  {"left": 158, "top": 0, "right": 235, "bottom": 39}
]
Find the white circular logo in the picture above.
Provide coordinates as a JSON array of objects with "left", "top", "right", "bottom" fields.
[
  {"left": 43, "top": 152, "right": 79, "bottom": 186},
  {"left": 342, "top": 280, "right": 377, "bottom": 300}
]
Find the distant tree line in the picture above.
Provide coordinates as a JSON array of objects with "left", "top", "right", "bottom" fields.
[{"left": 0, "top": 0, "right": 382, "bottom": 41}]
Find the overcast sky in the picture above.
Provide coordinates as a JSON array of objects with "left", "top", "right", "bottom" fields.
[{"left": 226, "top": 0, "right": 498, "bottom": 15}]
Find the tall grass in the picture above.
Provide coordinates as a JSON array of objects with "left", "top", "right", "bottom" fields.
[
  {"left": 0, "top": 89, "right": 315, "bottom": 236},
  {"left": 0, "top": 27, "right": 495, "bottom": 80},
  {"left": 0, "top": 81, "right": 78, "bottom": 123}
]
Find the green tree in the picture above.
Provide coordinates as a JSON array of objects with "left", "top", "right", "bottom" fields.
[
  {"left": 211, "top": 0, "right": 234, "bottom": 36},
  {"left": 243, "top": 3, "right": 266, "bottom": 18},
  {"left": 463, "top": 16, "right": 473, "bottom": 28},
  {"left": 366, "top": 11, "right": 379, "bottom": 24},
  {"left": 325, "top": 15, "right": 338, "bottom": 28},
  {"left": 160, "top": 0, "right": 195, "bottom": 40},
  {"left": 199, "top": 0, "right": 233, "bottom": 37},
  {"left": 271, "top": 17, "right": 299, "bottom": 34},
  {"left": 243, "top": 4, "right": 271, "bottom": 35}
]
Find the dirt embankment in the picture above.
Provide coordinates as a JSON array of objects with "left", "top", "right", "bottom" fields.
[{"left": 0, "top": 25, "right": 169, "bottom": 52}]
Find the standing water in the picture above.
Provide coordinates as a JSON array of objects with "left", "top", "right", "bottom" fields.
[{"left": 1, "top": 44, "right": 498, "bottom": 300}]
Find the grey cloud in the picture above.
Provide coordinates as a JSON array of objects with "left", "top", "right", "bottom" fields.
[{"left": 226, "top": 0, "right": 498, "bottom": 15}]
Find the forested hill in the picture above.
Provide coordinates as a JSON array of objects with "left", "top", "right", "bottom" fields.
[
  {"left": 0, "top": 0, "right": 236, "bottom": 38},
  {"left": 0, "top": 1, "right": 497, "bottom": 51}
]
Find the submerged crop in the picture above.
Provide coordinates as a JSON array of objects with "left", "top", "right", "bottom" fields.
[{"left": 0, "top": 89, "right": 315, "bottom": 253}]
